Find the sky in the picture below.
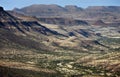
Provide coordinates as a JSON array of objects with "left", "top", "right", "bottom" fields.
[{"left": 0, "top": 0, "right": 120, "bottom": 10}]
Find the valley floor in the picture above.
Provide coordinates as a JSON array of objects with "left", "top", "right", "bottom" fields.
[{"left": 0, "top": 49, "right": 120, "bottom": 77}]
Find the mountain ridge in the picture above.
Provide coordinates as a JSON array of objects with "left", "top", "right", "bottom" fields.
[
  {"left": 13, "top": 4, "right": 120, "bottom": 26},
  {"left": 0, "top": 6, "right": 61, "bottom": 35},
  {"left": 13, "top": 4, "right": 120, "bottom": 15}
]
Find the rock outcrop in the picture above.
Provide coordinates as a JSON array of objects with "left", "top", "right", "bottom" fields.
[{"left": 39, "top": 17, "right": 89, "bottom": 26}]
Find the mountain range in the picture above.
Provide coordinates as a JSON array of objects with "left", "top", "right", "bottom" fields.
[
  {"left": 0, "top": 5, "right": 120, "bottom": 77},
  {"left": 13, "top": 4, "right": 120, "bottom": 26},
  {"left": 13, "top": 5, "right": 120, "bottom": 16}
]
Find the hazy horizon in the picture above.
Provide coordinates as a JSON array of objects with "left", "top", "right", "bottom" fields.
[{"left": 0, "top": 0, "right": 120, "bottom": 10}]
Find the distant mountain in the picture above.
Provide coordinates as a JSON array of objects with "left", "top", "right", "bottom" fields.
[
  {"left": 82, "top": 6, "right": 120, "bottom": 20},
  {"left": 65, "top": 5, "right": 83, "bottom": 12},
  {"left": 13, "top": 5, "right": 120, "bottom": 26},
  {"left": 13, "top": 5, "right": 120, "bottom": 18},
  {"left": 13, "top": 4, "right": 67, "bottom": 17},
  {"left": 86, "top": 6, "right": 120, "bottom": 12},
  {"left": 13, "top": 4, "right": 84, "bottom": 17}
]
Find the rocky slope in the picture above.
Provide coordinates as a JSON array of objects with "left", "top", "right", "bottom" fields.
[
  {"left": 0, "top": 6, "right": 60, "bottom": 52},
  {"left": 1, "top": 7, "right": 60, "bottom": 35}
]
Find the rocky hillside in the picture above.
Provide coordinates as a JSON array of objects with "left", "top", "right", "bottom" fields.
[
  {"left": 0, "top": 7, "right": 60, "bottom": 35},
  {"left": 0, "top": 6, "right": 61, "bottom": 52}
]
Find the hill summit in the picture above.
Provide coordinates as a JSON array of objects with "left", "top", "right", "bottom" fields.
[{"left": 0, "top": 6, "right": 4, "bottom": 11}]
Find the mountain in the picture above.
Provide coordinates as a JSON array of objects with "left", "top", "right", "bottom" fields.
[
  {"left": 13, "top": 4, "right": 67, "bottom": 17},
  {"left": 13, "top": 5, "right": 120, "bottom": 26},
  {"left": 0, "top": 6, "right": 120, "bottom": 77},
  {"left": 13, "top": 5, "right": 120, "bottom": 17},
  {"left": 13, "top": 4, "right": 84, "bottom": 17},
  {"left": 86, "top": 6, "right": 120, "bottom": 12},
  {"left": 65, "top": 5, "right": 83, "bottom": 12},
  {"left": 1, "top": 7, "right": 61, "bottom": 35},
  {"left": 0, "top": 6, "right": 60, "bottom": 52},
  {"left": 0, "top": 7, "right": 17, "bottom": 22}
]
